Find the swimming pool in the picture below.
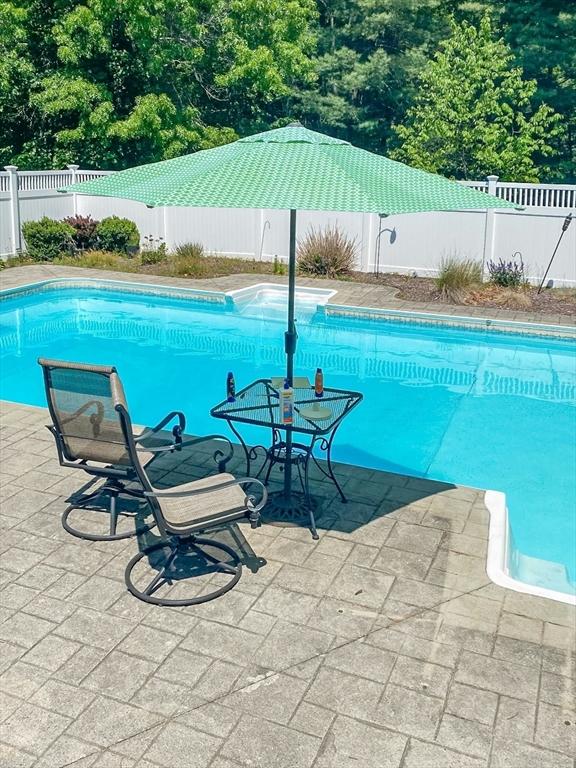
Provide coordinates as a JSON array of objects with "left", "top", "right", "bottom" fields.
[{"left": 1, "top": 279, "right": 575, "bottom": 600}]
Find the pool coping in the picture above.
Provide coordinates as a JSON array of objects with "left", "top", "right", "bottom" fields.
[
  {"left": 1, "top": 273, "right": 575, "bottom": 604},
  {"left": 1, "top": 276, "right": 574, "bottom": 340},
  {"left": 323, "top": 302, "right": 576, "bottom": 338}
]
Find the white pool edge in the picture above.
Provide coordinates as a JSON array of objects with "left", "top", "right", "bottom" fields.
[
  {"left": 226, "top": 282, "right": 338, "bottom": 304},
  {"left": 485, "top": 490, "right": 576, "bottom": 606}
]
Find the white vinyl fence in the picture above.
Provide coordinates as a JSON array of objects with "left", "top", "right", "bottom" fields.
[{"left": 1, "top": 165, "right": 575, "bottom": 286}]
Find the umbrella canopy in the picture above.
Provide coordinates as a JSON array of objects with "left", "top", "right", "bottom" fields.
[
  {"left": 67, "top": 125, "right": 514, "bottom": 214},
  {"left": 65, "top": 124, "right": 516, "bottom": 519}
]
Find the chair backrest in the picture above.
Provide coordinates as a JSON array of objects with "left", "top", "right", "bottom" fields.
[{"left": 38, "top": 358, "right": 133, "bottom": 466}]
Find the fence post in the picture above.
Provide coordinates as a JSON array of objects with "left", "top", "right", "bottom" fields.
[
  {"left": 4, "top": 165, "right": 21, "bottom": 255},
  {"left": 67, "top": 164, "right": 80, "bottom": 216},
  {"left": 482, "top": 174, "right": 499, "bottom": 277},
  {"left": 162, "top": 206, "right": 168, "bottom": 250}
]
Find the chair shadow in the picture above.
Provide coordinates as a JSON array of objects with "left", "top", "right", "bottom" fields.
[{"left": 132, "top": 438, "right": 267, "bottom": 593}]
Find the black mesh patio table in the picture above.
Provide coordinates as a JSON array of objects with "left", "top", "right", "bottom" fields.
[{"left": 210, "top": 379, "right": 363, "bottom": 538}]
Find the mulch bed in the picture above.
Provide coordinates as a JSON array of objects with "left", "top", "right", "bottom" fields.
[
  {"left": 5, "top": 255, "right": 575, "bottom": 316},
  {"left": 344, "top": 272, "right": 576, "bottom": 316}
]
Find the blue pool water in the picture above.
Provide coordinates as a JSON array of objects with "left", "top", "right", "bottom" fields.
[{"left": 1, "top": 282, "right": 575, "bottom": 595}]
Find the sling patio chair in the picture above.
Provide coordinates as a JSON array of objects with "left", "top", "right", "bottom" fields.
[
  {"left": 38, "top": 358, "right": 234, "bottom": 542},
  {"left": 107, "top": 383, "right": 267, "bottom": 605}
]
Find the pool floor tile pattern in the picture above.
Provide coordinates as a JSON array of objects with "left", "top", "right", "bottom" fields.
[{"left": 0, "top": 400, "right": 575, "bottom": 768}]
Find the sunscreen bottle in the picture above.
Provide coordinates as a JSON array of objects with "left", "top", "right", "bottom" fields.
[
  {"left": 314, "top": 368, "right": 324, "bottom": 398},
  {"left": 226, "top": 372, "right": 236, "bottom": 402},
  {"left": 281, "top": 380, "right": 294, "bottom": 424}
]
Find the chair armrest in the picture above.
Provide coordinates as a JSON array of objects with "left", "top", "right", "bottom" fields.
[
  {"left": 145, "top": 477, "right": 268, "bottom": 513},
  {"left": 137, "top": 434, "right": 234, "bottom": 470},
  {"left": 136, "top": 410, "right": 186, "bottom": 442}
]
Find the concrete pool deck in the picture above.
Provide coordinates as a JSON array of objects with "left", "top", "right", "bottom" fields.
[{"left": 0, "top": 266, "right": 575, "bottom": 767}]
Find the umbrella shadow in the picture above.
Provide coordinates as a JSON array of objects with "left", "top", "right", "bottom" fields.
[{"left": 267, "top": 442, "right": 457, "bottom": 536}]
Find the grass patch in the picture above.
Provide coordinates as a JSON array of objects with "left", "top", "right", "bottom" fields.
[
  {"left": 54, "top": 250, "right": 139, "bottom": 271},
  {"left": 169, "top": 243, "right": 208, "bottom": 277},
  {"left": 298, "top": 224, "right": 357, "bottom": 277},
  {"left": 436, "top": 256, "right": 482, "bottom": 303}
]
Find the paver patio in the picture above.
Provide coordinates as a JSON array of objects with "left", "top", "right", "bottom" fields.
[{"left": 0, "top": 266, "right": 575, "bottom": 768}]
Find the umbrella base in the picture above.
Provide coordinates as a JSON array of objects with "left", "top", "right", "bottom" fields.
[{"left": 264, "top": 491, "right": 319, "bottom": 540}]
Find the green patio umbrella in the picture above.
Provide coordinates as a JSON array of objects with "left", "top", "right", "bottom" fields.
[{"left": 65, "top": 124, "right": 515, "bottom": 515}]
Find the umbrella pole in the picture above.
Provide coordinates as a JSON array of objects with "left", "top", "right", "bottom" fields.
[
  {"left": 266, "top": 208, "right": 317, "bottom": 536},
  {"left": 283, "top": 209, "right": 297, "bottom": 499}
]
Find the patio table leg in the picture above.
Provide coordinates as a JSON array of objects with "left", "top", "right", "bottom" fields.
[
  {"left": 301, "top": 441, "right": 319, "bottom": 539},
  {"left": 311, "top": 426, "right": 347, "bottom": 503},
  {"left": 225, "top": 419, "right": 271, "bottom": 478}
]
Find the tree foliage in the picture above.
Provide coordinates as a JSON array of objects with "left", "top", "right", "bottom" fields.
[
  {"left": 0, "top": 0, "right": 573, "bottom": 181},
  {"left": 0, "top": 0, "right": 317, "bottom": 169},
  {"left": 449, "top": 1, "right": 576, "bottom": 179},
  {"left": 293, "top": 0, "right": 450, "bottom": 154},
  {"left": 390, "top": 15, "right": 559, "bottom": 181}
]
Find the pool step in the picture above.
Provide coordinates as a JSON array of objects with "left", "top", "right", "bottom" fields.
[{"left": 513, "top": 550, "right": 575, "bottom": 595}]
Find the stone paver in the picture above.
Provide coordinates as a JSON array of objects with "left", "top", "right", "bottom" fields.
[
  {"left": 0, "top": 293, "right": 575, "bottom": 768},
  {"left": 220, "top": 715, "right": 321, "bottom": 768}
]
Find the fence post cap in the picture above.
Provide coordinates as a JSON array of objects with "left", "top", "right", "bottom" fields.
[
  {"left": 486, "top": 174, "right": 499, "bottom": 181},
  {"left": 66, "top": 164, "right": 80, "bottom": 170},
  {"left": 4, "top": 165, "right": 18, "bottom": 172}
]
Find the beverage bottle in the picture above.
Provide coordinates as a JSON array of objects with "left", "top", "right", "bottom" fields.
[
  {"left": 314, "top": 367, "right": 324, "bottom": 398},
  {"left": 281, "top": 380, "right": 294, "bottom": 424},
  {"left": 226, "top": 372, "right": 236, "bottom": 402}
]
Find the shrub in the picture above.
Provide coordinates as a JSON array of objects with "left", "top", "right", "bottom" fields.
[
  {"left": 169, "top": 243, "right": 207, "bottom": 277},
  {"left": 436, "top": 256, "right": 482, "bottom": 302},
  {"left": 488, "top": 256, "right": 525, "bottom": 288},
  {"left": 174, "top": 242, "right": 204, "bottom": 260},
  {"left": 140, "top": 235, "right": 168, "bottom": 265},
  {"left": 96, "top": 216, "right": 139, "bottom": 254},
  {"left": 63, "top": 215, "right": 99, "bottom": 250},
  {"left": 141, "top": 245, "right": 167, "bottom": 265},
  {"left": 298, "top": 224, "right": 357, "bottom": 277},
  {"left": 22, "top": 217, "right": 75, "bottom": 261}
]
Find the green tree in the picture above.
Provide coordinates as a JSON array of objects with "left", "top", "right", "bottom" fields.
[
  {"left": 293, "top": 0, "right": 450, "bottom": 153},
  {"left": 391, "top": 15, "right": 559, "bottom": 181},
  {"left": 493, "top": 1, "right": 575, "bottom": 181},
  {"left": 0, "top": 0, "right": 317, "bottom": 169},
  {"left": 445, "top": 1, "right": 575, "bottom": 180}
]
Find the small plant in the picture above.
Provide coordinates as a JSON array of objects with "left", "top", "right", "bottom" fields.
[
  {"left": 141, "top": 235, "right": 167, "bottom": 265},
  {"left": 96, "top": 216, "right": 139, "bottom": 254},
  {"left": 21, "top": 217, "right": 75, "bottom": 261},
  {"left": 273, "top": 256, "right": 286, "bottom": 275},
  {"left": 488, "top": 255, "right": 525, "bottom": 288},
  {"left": 174, "top": 242, "right": 205, "bottom": 260},
  {"left": 169, "top": 242, "right": 207, "bottom": 277},
  {"left": 63, "top": 214, "right": 99, "bottom": 250},
  {"left": 297, "top": 224, "right": 357, "bottom": 278},
  {"left": 491, "top": 287, "right": 532, "bottom": 309},
  {"left": 436, "top": 256, "right": 482, "bottom": 302}
]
